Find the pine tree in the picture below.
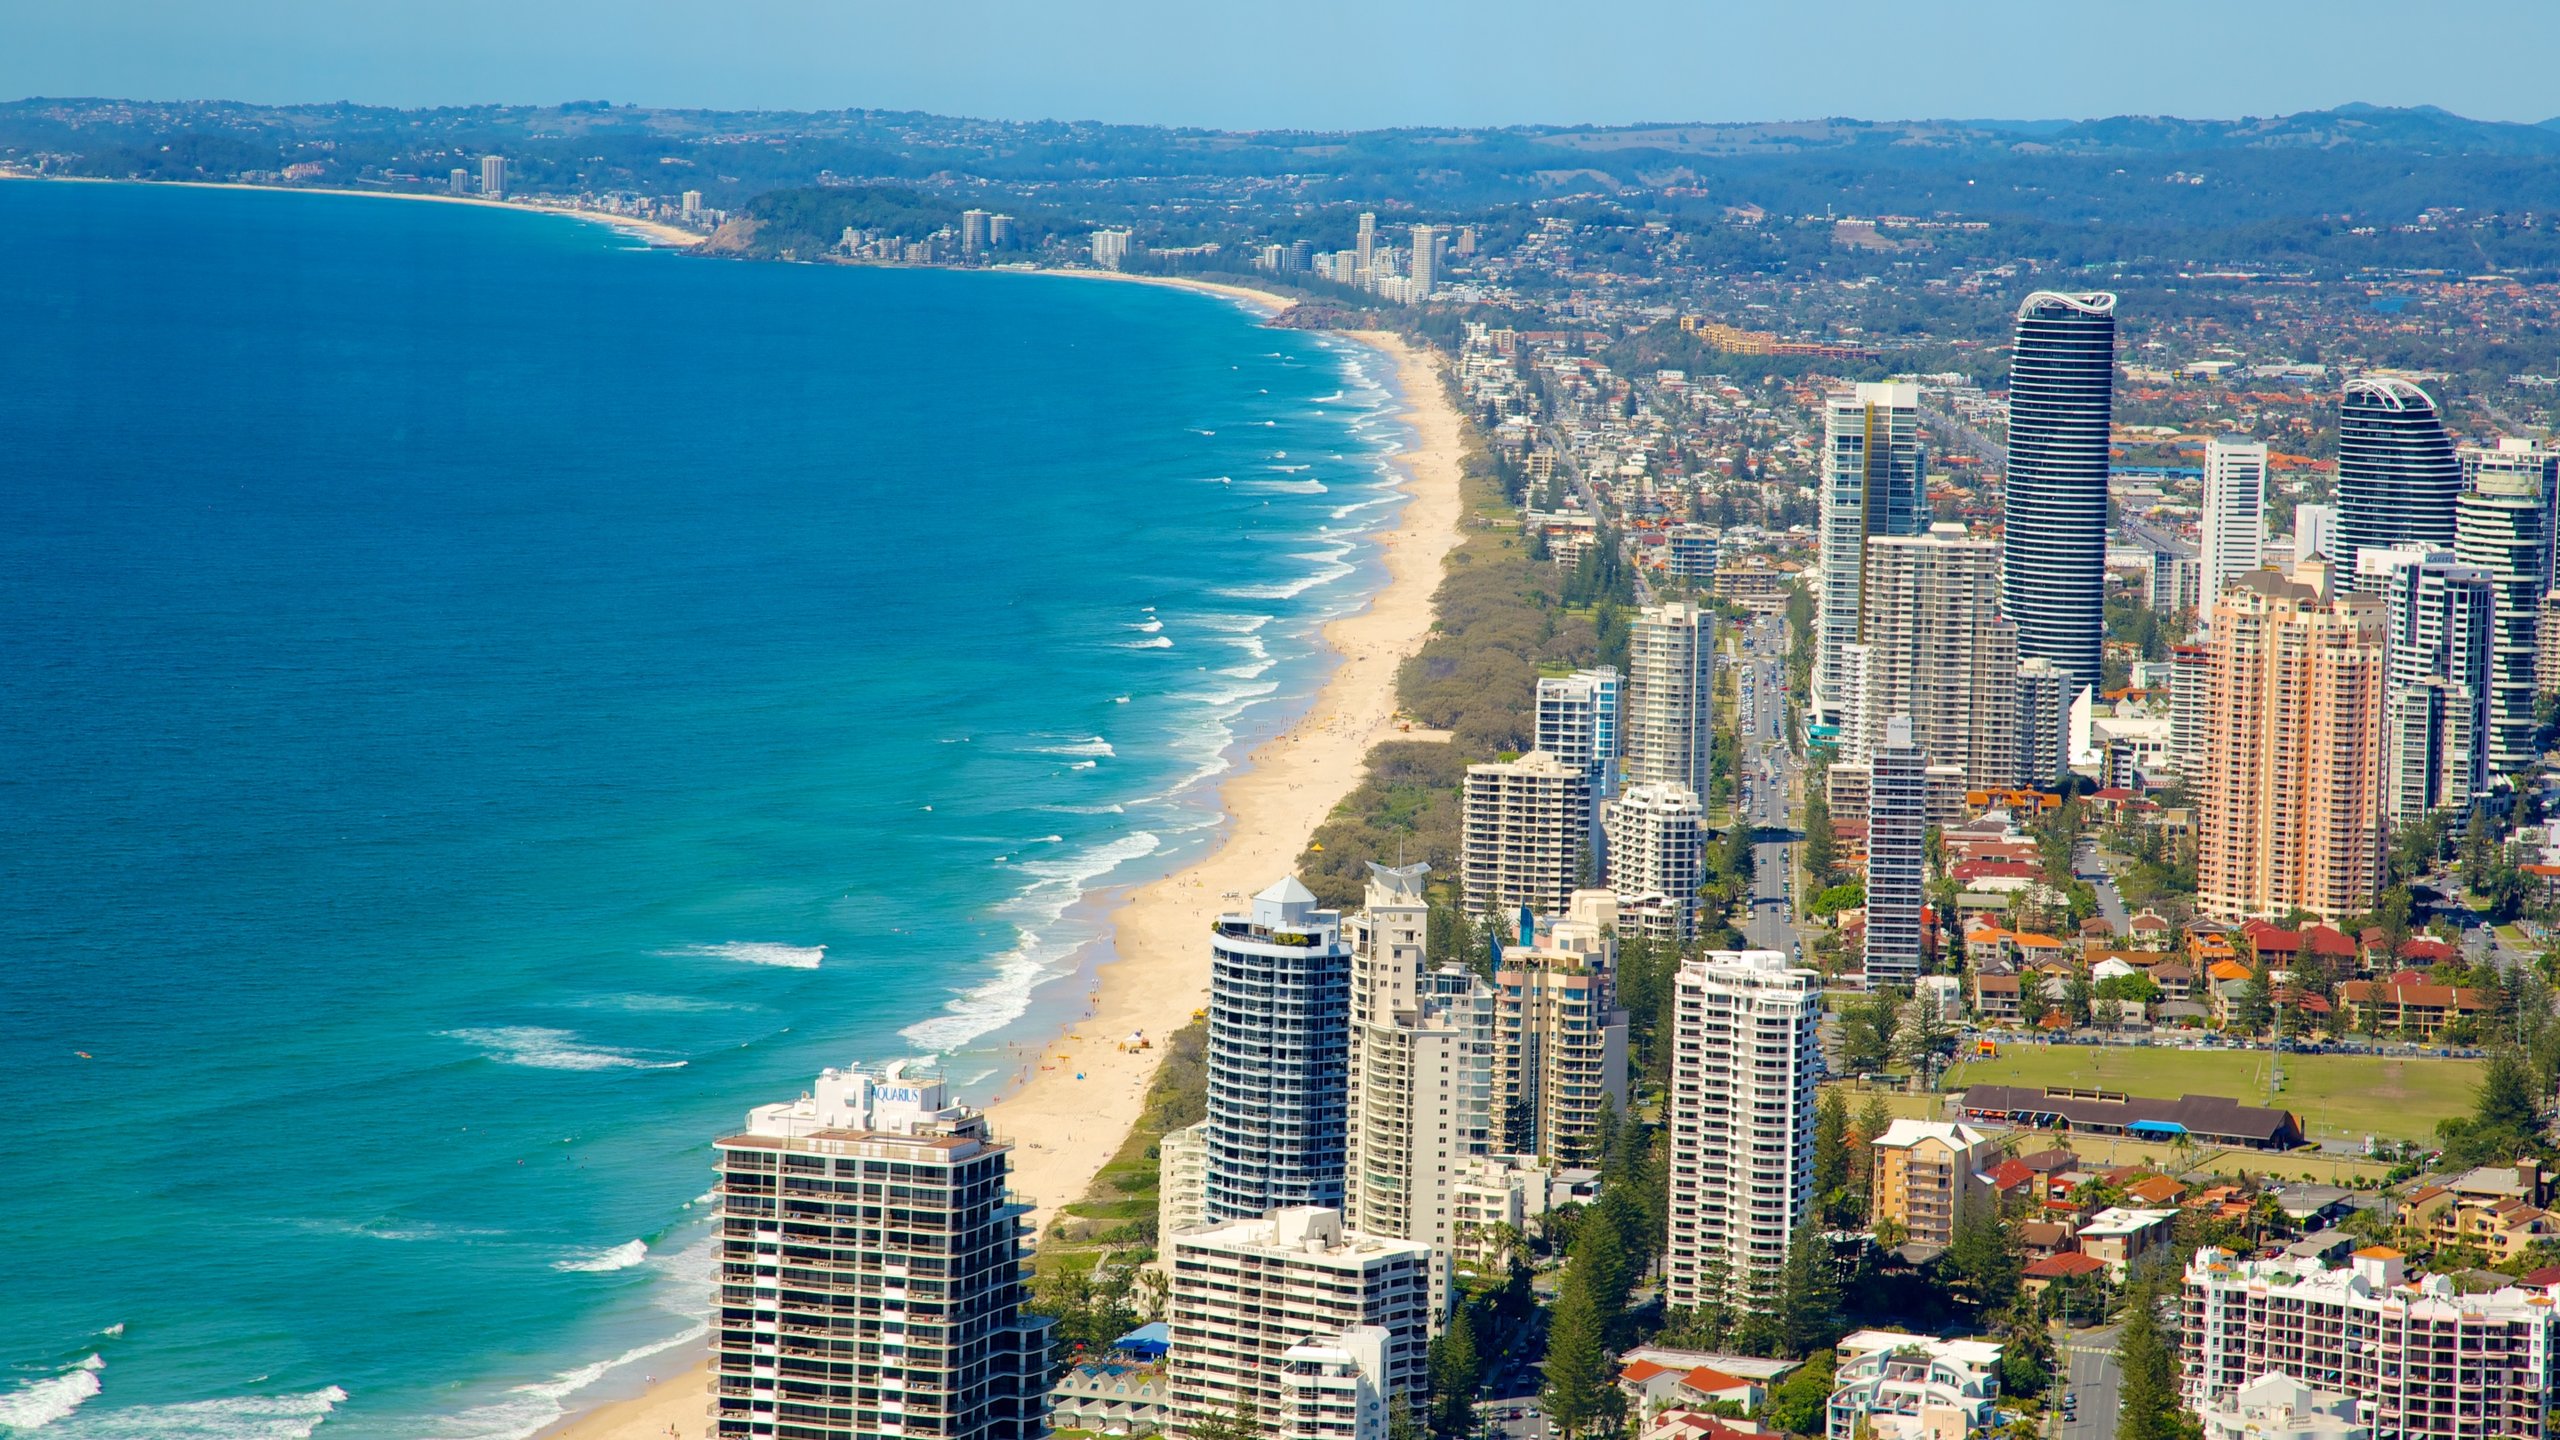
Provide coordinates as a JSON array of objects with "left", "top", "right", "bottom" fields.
[
  {"left": 1945, "top": 1203, "right": 2022, "bottom": 1319},
  {"left": 1190, "top": 1401, "right": 1265, "bottom": 1440},
  {"left": 1539, "top": 1276, "right": 1621, "bottom": 1439},
  {"left": 1428, "top": 1305, "right": 1482, "bottom": 1439},
  {"left": 2114, "top": 1297, "right": 2183, "bottom": 1440},
  {"left": 1774, "top": 1219, "right": 1843, "bottom": 1359},
  {"left": 1814, "top": 1089, "right": 1853, "bottom": 1220}
]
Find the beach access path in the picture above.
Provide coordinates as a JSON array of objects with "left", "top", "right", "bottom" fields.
[{"left": 540, "top": 290, "right": 1468, "bottom": 1440}]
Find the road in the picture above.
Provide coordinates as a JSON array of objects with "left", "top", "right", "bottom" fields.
[
  {"left": 2076, "top": 839, "right": 2129, "bottom": 933},
  {"left": 2053, "top": 1327, "right": 2122, "bottom": 1440},
  {"left": 1733, "top": 614, "right": 1800, "bottom": 956}
]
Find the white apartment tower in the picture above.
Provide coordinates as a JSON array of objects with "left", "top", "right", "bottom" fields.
[
  {"left": 710, "top": 1064, "right": 1051, "bottom": 1440},
  {"left": 1665, "top": 952, "right": 1820, "bottom": 1311},
  {"left": 2456, "top": 441, "right": 2560, "bottom": 778},
  {"left": 1344, "top": 862, "right": 1495, "bottom": 1306},
  {"left": 1279, "top": 1327, "right": 1395, "bottom": 1440},
  {"left": 1091, "top": 229, "right": 1135, "bottom": 270},
  {"left": 1492, "top": 892, "right": 1628, "bottom": 1163},
  {"left": 1602, "top": 783, "right": 1707, "bottom": 942},
  {"left": 1863, "top": 718, "right": 1927, "bottom": 987},
  {"left": 1408, "top": 224, "right": 1436, "bottom": 300},
  {"left": 1461, "top": 751, "right": 1592, "bottom": 916},
  {"left": 1535, "top": 667, "right": 1622, "bottom": 794},
  {"left": 1166, "top": 1209, "right": 1431, "bottom": 1435},
  {"left": 2364, "top": 545, "right": 2492, "bottom": 820},
  {"left": 960, "top": 209, "right": 992, "bottom": 255},
  {"left": 1813, "top": 383, "right": 1925, "bottom": 724},
  {"left": 1203, "top": 878, "right": 1352, "bottom": 1221},
  {"left": 2015, "top": 656, "right": 2072, "bottom": 788},
  {"left": 2201, "top": 437, "right": 2270, "bottom": 605},
  {"left": 480, "top": 154, "right": 507, "bottom": 199},
  {"left": 1627, "top": 601, "right": 1715, "bottom": 792},
  {"left": 1846, "top": 523, "right": 2020, "bottom": 788},
  {"left": 2293, "top": 503, "right": 2338, "bottom": 566},
  {"left": 1354, "top": 212, "right": 1377, "bottom": 282}
]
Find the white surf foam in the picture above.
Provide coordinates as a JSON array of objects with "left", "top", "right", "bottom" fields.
[
  {"left": 670, "top": 941, "right": 824, "bottom": 970},
  {"left": 570, "top": 993, "right": 748, "bottom": 1015},
  {"left": 440, "top": 1027, "right": 685, "bottom": 1072},
  {"left": 0, "top": 1355, "right": 101, "bottom": 1432},
  {"left": 1215, "top": 561, "right": 1355, "bottom": 601},
  {"left": 39, "top": 1382, "right": 349, "bottom": 1440},
  {"left": 553, "top": 1239, "right": 648, "bottom": 1273},
  {"left": 1034, "top": 736, "right": 1115, "bottom": 757},
  {"left": 1245, "top": 478, "right": 1328, "bottom": 495},
  {"left": 1118, "top": 635, "right": 1173, "bottom": 649},
  {"left": 1130, "top": 618, "right": 1164, "bottom": 633},
  {"left": 900, "top": 830, "right": 1162, "bottom": 1052},
  {"left": 417, "top": 1327, "right": 702, "bottom": 1440}
]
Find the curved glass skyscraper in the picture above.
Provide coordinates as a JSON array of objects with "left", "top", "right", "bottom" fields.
[
  {"left": 2337, "top": 377, "right": 2460, "bottom": 573},
  {"left": 2001, "top": 291, "right": 2117, "bottom": 700}
]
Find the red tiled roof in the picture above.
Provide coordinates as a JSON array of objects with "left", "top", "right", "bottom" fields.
[{"left": 2025, "top": 1253, "right": 2107, "bottom": 1278}]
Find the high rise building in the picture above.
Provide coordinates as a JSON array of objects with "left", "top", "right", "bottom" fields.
[
  {"left": 681, "top": 189, "right": 704, "bottom": 221},
  {"left": 1627, "top": 601, "right": 1715, "bottom": 792},
  {"left": 1602, "top": 783, "right": 1706, "bottom": 941},
  {"left": 2201, "top": 437, "right": 2269, "bottom": 605},
  {"left": 960, "top": 209, "right": 992, "bottom": 256},
  {"left": 1863, "top": 718, "right": 1927, "bottom": 988},
  {"left": 480, "top": 154, "right": 507, "bottom": 199},
  {"left": 2000, "top": 290, "right": 2117, "bottom": 702},
  {"left": 1355, "top": 212, "right": 1377, "bottom": 280},
  {"left": 2168, "top": 642, "right": 2210, "bottom": 777},
  {"left": 1409, "top": 224, "right": 1436, "bottom": 300},
  {"left": 1461, "top": 751, "right": 1591, "bottom": 917},
  {"left": 988, "top": 214, "right": 1019, "bottom": 250},
  {"left": 2181, "top": 1247, "right": 2557, "bottom": 1440},
  {"left": 2363, "top": 545, "right": 2491, "bottom": 819},
  {"left": 1534, "top": 667, "right": 1621, "bottom": 801},
  {"left": 1167, "top": 1209, "right": 1431, "bottom": 1437},
  {"left": 1847, "top": 523, "right": 2020, "bottom": 788},
  {"left": 1344, "top": 863, "right": 1494, "bottom": 1304},
  {"left": 2014, "top": 656, "right": 2072, "bottom": 788},
  {"left": 1491, "top": 894, "right": 1628, "bottom": 1163},
  {"left": 2457, "top": 441, "right": 2560, "bottom": 778},
  {"left": 1279, "top": 1329, "right": 1395, "bottom": 1440},
  {"left": 1159, "top": 1121, "right": 1209, "bottom": 1242},
  {"left": 710, "top": 1063, "right": 1050, "bottom": 1440},
  {"left": 2291, "top": 503, "right": 2338, "bottom": 567},
  {"left": 448, "top": 166, "right": 470, "bottom": 195},
  {"left": 1813, "top": 382, "right": 1925, "bottom": 723},
  {"left": 2197, "top": 570, "right": 2386, "bottom": 921},
  {"left": 1665, "top": 523, "right": 1720, "bottom": 586},
  {"left": 2336, "top": 377, "right": 2460, "bottom": 577},
  {"left": 1203, "top": 877, "right": 1352, "bottom": 1221},
  {"left": 1665, "top": 951, "right": 1819, "bottom": 1311},
  {"left": 1090, "top": 229, "right": 1134, "bottom": 271}
]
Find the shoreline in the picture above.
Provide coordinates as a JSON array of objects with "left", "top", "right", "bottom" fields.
[
  {"left": 537, "top": 309, "right": 1466, "bottom": 1440},
  {"left": 0, "top": 170, "right": 705, "bottom": 247}
]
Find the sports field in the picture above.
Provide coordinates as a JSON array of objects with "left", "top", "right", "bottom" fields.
[{"left": 1939, "top": 1041, "right": 2482, "bottom": 1146}]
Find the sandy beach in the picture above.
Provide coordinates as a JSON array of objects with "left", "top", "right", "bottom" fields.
[{"left": 540, "top": 292, "right": 1467, "bottom": 1440}]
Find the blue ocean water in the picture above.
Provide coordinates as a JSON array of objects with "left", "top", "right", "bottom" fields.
[{"left": 0, "top": 181, "right": 1408, "bottom": 1438}]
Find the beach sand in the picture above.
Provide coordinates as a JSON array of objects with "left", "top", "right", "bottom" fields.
[{"left": 539, "top": 297, "right": 1464, "bottom": 1440}]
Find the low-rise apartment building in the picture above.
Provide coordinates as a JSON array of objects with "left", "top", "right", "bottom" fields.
[
  {"left": 1868, "top": 1120, "right": 2000, "bottom": 1247},
  {"left": 1166, "top": 1209, "right": 1432, "bottom": 1434}
]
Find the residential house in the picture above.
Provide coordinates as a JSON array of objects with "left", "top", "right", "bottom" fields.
[{"left": 2076, "top": 1207, "right": 2181, "bottom": 1282}]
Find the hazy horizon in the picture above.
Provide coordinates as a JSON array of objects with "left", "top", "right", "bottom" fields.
[{"left": 10, "top": 0, "right": 2560, "bottom": 131}]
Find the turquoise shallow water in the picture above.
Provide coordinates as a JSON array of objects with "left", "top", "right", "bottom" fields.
[{"left": 0, "top": 181, "right": 1407, "bottom": 1438}]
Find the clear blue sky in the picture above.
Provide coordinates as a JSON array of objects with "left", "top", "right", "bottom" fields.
[{"left": 11, "top": 0, "right": 2560, "bottom": 130}]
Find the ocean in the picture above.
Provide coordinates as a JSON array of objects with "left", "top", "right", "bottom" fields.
[{"left": 0, "top": 181, "right": 1408, "bottom": 1438}]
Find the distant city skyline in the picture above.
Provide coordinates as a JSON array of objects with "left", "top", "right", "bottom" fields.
[{"left": 11, "top": 0, "right": 2560, "bottom": 130}]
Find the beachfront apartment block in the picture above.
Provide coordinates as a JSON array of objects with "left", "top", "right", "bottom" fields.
[
  {"left": 1166, "top": 1208, "right": 1431, "bottom": 1436},
  {"left": 1824, "top": 1331, "right": 2003, "bottom": 1440},
  {"left": 1812, "top": 382, "right": 1923, "bottom": 727},
  {"left": 1665, "top": 952, "right": 1819, "bottom": 1312},
  {"left": 1281, "top": 1327, "right": 1397, "bottom": 1440},
  {"left": 709, "top": 1063, "right": 1051, "bottom": 1440},
  {"left": 1602, "top": 782, "right": 1705, "bottom": 942},
  {"left": 1867, "top": 1119, "right": 1997, "bottom": 1249},
  {"left": 1345, "top": 861, "right": 1496, "bottom": 1305},
  {"left": 2180, "top": 1247, "right": 2558, "bottom": 1440},
  {"left": 1461, "top": 750, "right": 1591, "bottom": 917},
  {"left": 1203, "top": 877, "right": 1352, "bottom": 1222},
  {"left": 1158, "top": 1121, "right": 1209, "bottom": 1243},
  {"left": 1861, "top": 719, "right": 1926, "bottom": 989},
  {"left": 1627, "top": 602, "right": 1715, "bottom": 794},
  {"left": 1493, "top": 891, "right": 1628, "bottom": 1164}
]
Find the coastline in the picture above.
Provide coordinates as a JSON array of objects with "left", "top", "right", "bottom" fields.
[
  {"left": 0, "top": 170, "right": 705, "bottom": 247},
  {"left": 537, "top": 312, "right": 1468, "bottom": 1440}
]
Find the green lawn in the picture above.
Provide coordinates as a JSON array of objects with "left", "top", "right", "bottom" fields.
[{"left": 1938, "top": 1043, "right": 2484, "bottom": 1146}]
